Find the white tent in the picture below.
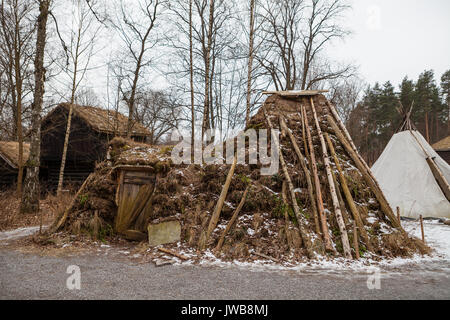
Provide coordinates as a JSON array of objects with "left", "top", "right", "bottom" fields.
[{"left": 371, "top": 130, "right": 450, "bottom": 218}]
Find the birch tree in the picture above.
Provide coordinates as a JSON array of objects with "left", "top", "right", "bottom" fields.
[{"left": 56, "top": 0, "right": 102, "bottom": 195}]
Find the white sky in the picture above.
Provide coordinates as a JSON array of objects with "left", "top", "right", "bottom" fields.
[{"left": 331, "top": 0, "right": 450, "bottom": 88}]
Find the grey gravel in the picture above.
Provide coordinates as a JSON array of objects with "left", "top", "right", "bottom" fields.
[{"left": 1, "top": 249, "right": 449, "bottom": 300}]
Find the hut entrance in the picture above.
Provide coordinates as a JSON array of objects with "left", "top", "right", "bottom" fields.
[{"left": 115, "top": 166, "right": 156, "bottom": 241}]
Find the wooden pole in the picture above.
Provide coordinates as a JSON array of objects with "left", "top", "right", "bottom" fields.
[
  {"left": 396, "top": 206, "right": 401, "bottom": 225},
  {"left": 408, "top": 130, "right": 450, "bottom": 201},
  {"left": 51, "top": 173, "right": 95, "bottom": 232},
  {"left": 215, "top": 186, "right": 250, "bottom": 252},
  {"left": 327, "top": 102, "right": 384, "bottom": 192},
  {"left": 420, "top": 215, "right": 425, "bottom": 243},
  {"left": 324, "top": 132, "right": 373, "bottom": 252},
  {"left": 279, "top": 115, "right": 321, "bottom": 234},
  {"left": 353, "top": 221, "right": 360, "bottom": 260},
  {"left": 327, "top": 114, "right": 402, "bottom": 230},
  {"left": 263, "top": 106, "right": 315, "bottom": 258},
  {"left": 310, "top": 97, "right": 352, "bottom": 259},
  {"left": 301, "top": 105, "right": 333, "bottom": 252},
  {"left": 158, "top": 247, "right": 189, "bottom": 261},
  {"left": 206, "top": 155, "right": 237, "bottom": 241}
]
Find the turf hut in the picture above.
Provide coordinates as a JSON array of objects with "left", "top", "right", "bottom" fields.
[
  {"left": 54, "top": 91, "right": 428, "bottom": 262},
  {"left": 40, "top": 103, "right": 152, "bottom": 188},
  {"left": 432, "top": 135, "right": 450, "bottom": 165},
  {"left": 0, "top": 141, "right": 30, "bottom": 187}
]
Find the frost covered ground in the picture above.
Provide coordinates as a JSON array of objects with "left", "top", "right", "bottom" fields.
[{"left": 0, "top": 219, "right": 448, "bottom": 275}]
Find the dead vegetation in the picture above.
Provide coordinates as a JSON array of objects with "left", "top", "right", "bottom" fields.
[
  {"left": 0, "top": 187, "right": 72, "bottom": 231},
  {"left": 44, "top": 94, "right": 429, "bottom": 263}
]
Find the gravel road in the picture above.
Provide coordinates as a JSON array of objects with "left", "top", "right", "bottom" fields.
[{"left": 1, "top": 248, "right": 449, "bottom": 300}]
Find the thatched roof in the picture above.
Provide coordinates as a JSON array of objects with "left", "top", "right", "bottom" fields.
[
  {"left": 46, "top": 103, "right": 152, "bottom": 137},
  {"left": 432, "top": 136, "right": 450, "bottom": 152},
  {"left": 0, "top": 141, "right": 30, "bottom": 169}
]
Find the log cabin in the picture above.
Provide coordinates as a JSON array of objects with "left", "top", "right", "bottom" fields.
[
  {"left": 40, "top": 103, "right": 152, "bottom": 188},
  {"left": 0, "top": 141, "right": 30, "bottom": 187},
  {"left": 432, "top": 135, "right": 450, "bottom": 165}
]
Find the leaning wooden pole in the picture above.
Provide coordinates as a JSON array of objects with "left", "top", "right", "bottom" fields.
[
  {"left": 325, "top": 132, "right": 373, "bottom": 252},
  {"left": 409, "top": 130, "right": 450, "bottom": 201},
  {"left": 215, "top": 185, "right": 250, "bottom": 252},
  {"left": 52, "top": 173, "right": 95, "bottom": 232},
  {"left": 206, "top": 155, "right": 238, "bottom": 241},
  {"left": 263, "top": 106, "right": 315, "bottom": 258},
  {"left": 279, "top": 115, "right": 321, "bottom": 235},
  {"left": 302, "top": 105, "right": 333, "bottom": 252},
  {"left": 310, "top": 97, "right": 352, "bottom": 259},
  {"left": 327, "top": 114, "right": 402, "bottom": 230},
  {"left": 327, "top": 101, "right": 388, "bottom": 199}
]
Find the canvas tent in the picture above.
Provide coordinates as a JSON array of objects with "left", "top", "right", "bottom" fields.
[{"left": 372, "top": 130, "right": 450, "bottom": 218}]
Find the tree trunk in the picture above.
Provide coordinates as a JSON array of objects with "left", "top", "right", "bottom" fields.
[
  {"left": 20, "top": 0, "right": 50, "bottom": 214},
  {"left": 201, "top": 0, "right": 214, "bottom": 141},
  {"left": 189, "top": 0, "right": 195, "bottom": 152},
  {"left": 14, "top": 38, "right": 23, "bottom": 197},
  {"left": 245, "top": 0, "right": 255, "bottom": 127}
]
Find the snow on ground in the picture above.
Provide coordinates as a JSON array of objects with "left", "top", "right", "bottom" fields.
[
  {"left": 0, "top": 219, "right": 448, "bottom": 275},
  {"left": 403, "top": 219, "right": 450, "bottom": 259},
  {"left": 0, "top": 226, "right": 43, "bottom": 242}
]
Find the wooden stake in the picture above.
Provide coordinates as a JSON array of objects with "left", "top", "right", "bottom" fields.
[
  {"left": 324, "top": 132, "right": 374, "bottom": 252},
  {"left": 205, "top": 155, "right": 237, "bottom": 241},
  {"left": 408, "top": 130, "right": 450, "bottom": 201},
  {"left": 310, "top": 97, "right": 352, "bottom": 259},
  {"left": 396, "top": 206, "right": 401, "bottom": 225},
  {"left": 353, "top": 221, "right": 360, "bottom": 260},
  {"left": 263, "top": 106, "right": 315, "bottom": 258},
  {"left": 301, "top": 105, "right": 333, "bottom": 252},
  {"left": 251, "top": 251, "right": 280, "bottom": 263},
  {"left": 327, "top": 102, "right": 385, "bottom": 194},
  {"left": 420, "top": 215, "right": 425, "bottom": 243},
  {"left": 51, "top": 173, "right": 95, "bottom": 232},
  {"left": 215, "top": 186, "right": 250, "bottom": 252},
  {"left": 158, "top": 247, "right": 189, "bottom": 261},
  {"left": 327, "top": 114, "right": 403, "bottom": 230},
  {"left": 279, "top": 115, "right": 321, "bottom": 234}
]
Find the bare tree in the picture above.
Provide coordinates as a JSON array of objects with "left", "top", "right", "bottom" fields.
[
  {"left": 327, "top": 76, "right": 364, "bottom": 124},
  {"left": 133, "top": 90, "right": 180, "bottom": 144},
  {"left": 56, "top": 0, "right": 102, "bottom": 195},
  {"left": 245, "top": 0, "right": 255, "bottom": 126},
  {"left": 300, "top": 0, "right": 350, "bottom": 90},
  {"left": 111, "top": 0, "right": 165, "bottom": 139},
  {"left": 256, "top": 0, "right": 353, "bottom": 91},
  {"left": 21, "top": 0, "right": 51, "bottom": 213},
  {"left": 0, "top": 0, "right": 36, "bottom": 196}
]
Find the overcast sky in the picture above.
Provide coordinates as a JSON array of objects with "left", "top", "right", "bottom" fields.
[
  {"left": 331, "top": 0, "right": 450, "bottom": 89},
  {"left": 75, "top": 0, "right": 450, "bottom": 105}
]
